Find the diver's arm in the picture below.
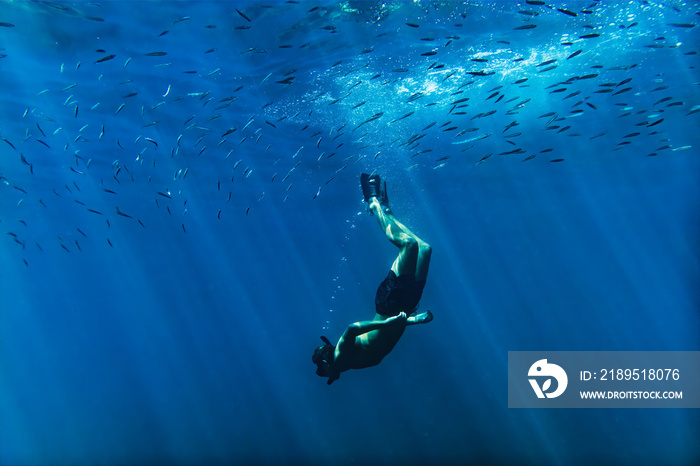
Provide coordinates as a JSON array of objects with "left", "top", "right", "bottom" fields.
[
  {"left": 406, "top": 310, "right": 433, "bottom": 326},
  {"left": 340, "top": 312, "right": 407, "bottom": 341},
  {"left": 336, "top": 313, "right": 407, "bottom": 352},
  {"left": 337, "top": 312, "right": 408, "bottom": 353}
]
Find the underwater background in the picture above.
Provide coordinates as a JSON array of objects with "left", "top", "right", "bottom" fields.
[{"left": 1, "top": 0, "right": 698, "bottom": 464}]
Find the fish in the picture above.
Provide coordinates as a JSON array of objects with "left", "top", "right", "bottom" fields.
[
  {"left": 613, "top": 87, "right": 632, "bottom": 95},
  {"left": 476, "top": 153, "right": 492, "bottom": 165},
  {"left": 390, "top": 111, "right": 414, "bottom": 123},
  {"left": 20, "top": 153, "right": 32, "bottom": 167},
  {"left": 95, "top": 54, "right": 115, "bottom": 63},
  {"left": 354, "top": 113, "right": 384, "bottom": 131},
  {"left": 514, "top": 24, "right": 537, "bottom": 30},
  {"left": 236, "top": 9, "right": 252, "bottom": 22},
  {"left": 558, "top": 8, "right": 578, "bottom": 17},
  {"left": 472, "top": 110, "right": 496, "bottom": 119},
  {"left": 115, "top": 207, "right": 132, "bottom": 218},
  {"left": 144, "top": 51, "right": 167, "bottom": 56},
  {"left": 654, "top": 96, "right": 672, "bottom": 105},
  {"left": 0, "top": 22, "right": 15, "bottom": 27},
  {"left": 567, "top": 50, "right": 582, "bottom": 59},
  {"left": 2, "top": 137, "right": 16, "bottom": 150},
  {"left": 510, "top": 98, "right": 530, "bottom": 110},
  {"left": 504, "top": 121, "right": 519, "bottom": 132},
  {"left": 499, "top": 148, "right": 525, "bottom": 155},
  {"left": 537, "top": 59, "right": 557, "bottom": 67},
  {"left": 580, "top": 33, "right": 600, "bottom": 39},
  {"left": 453, "top": 133, "right": 490, "bottom": 144}
]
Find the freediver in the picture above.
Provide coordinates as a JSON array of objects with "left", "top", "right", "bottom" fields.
[{"left": 313, "top": 173, "right": 433, "bottom": 385}]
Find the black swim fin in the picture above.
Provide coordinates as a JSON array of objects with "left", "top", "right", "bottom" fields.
[
  {"left": 360, "top": 173, "right": 382, "bottom": 202},
  {"left": 380, "top": 179, "right": 390, "bottom": 209}
]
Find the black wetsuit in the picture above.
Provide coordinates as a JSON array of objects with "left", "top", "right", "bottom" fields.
[{"left": 375, "top": 270, "right": 426, "bottom": 317}]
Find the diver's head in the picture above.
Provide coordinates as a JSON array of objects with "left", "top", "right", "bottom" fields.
[{"left": 312, "top": 336, "right": 336, "bottom": 383}]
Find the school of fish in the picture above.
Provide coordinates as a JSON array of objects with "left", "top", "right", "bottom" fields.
[{"left": 0, "top": 0, "right": 698, "bottom": 266}]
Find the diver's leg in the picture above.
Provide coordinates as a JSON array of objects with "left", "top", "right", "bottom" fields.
[
  {"left": 369, "top": 197, "right": 417, "bottom": 277},
  {"left": 374, "top": 181, "right": 427, "bottom": 249},
  {"left": 369, "top": 198, "right": 431, "bottom": 281},
  {"left": 386, "top": 212, "right": 432, "bottom": 282}
]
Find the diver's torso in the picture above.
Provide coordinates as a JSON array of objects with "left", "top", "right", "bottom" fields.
[{"left": 350, "top": 318, "right": 406, "bottom": 369}]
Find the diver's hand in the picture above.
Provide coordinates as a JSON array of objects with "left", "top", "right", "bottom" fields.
[{"left": 392, "top": 312, "right": 408, "bottom": 324}]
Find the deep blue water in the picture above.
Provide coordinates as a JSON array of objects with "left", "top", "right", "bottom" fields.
[{"left": 1, "top": 0, "right": 699, "bottom": 464}]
